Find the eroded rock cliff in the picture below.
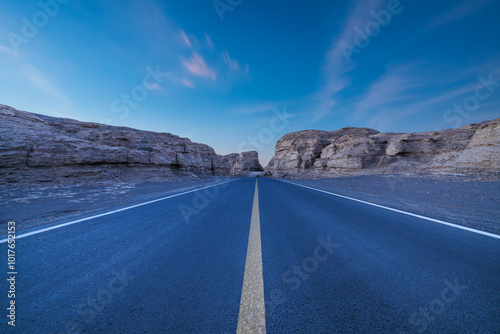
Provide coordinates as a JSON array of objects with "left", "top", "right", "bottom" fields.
[
  {"left": 266, "top": 119, "right": 500, "bottom": 178},
  {"left": 0, "top": 105, "right": 262, "bottom": 183}
]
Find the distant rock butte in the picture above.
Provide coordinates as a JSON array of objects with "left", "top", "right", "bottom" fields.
[
  {"left": 0, "top": 105, "right": 262, "bottom": 183},
  {"left": 266, "top": 119, "right": 500, "bottom": 178},
  {"left": 223, "top": 151, "right": 264, "bottom": 176}
]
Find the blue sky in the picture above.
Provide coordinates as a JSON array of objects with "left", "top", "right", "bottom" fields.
[{"left": 1, "top": 0, "right": 499, "bottom": 165}]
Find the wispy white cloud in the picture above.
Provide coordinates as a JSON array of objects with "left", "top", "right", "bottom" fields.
[
  {"left": 345, "top": 59, "right": 500, "bottom": 129},
  {"left": 180, "top": 29, "right": 192, "bottom": 48},
  {"left": 3, "top": 55, "right": 76, "bottom": 118},
  {"left": 305, "top": 0, "right": 499, "bottom": 126},
  {"left": 230, "top": 102, "right": 280, "bottom": 115},
  {"left": 125, "top": 0, "right": 176, "bottom": 50},
  {"left": 180, "top": 52, "right": 217, "bottom": 81},
  {"left": 146, "top": 82, "right": 163, "bottom": 91},
  {"left": 324, "top": 0, "right": 386, "bottom": 74},
  {"left": 352, "top": 63, "right": 424, "bottom": 119},
  {"left": 0, "top": 44, "right": 22, "bottom": 58},
  {"left": 223, "top": 51, "right": 249, "bottom": 74},
  {"left": 310, "top": 0, "right": 387, "bottom": 121},
  {"left": 223, "top": 51, "right": 240, "bottom": 71},
  {"left": 18, "top": 64, "right": 74, "bottom": 109},
  {"left": 427, "top": 0, "right": 494, "bottom": 29},
  {"left": 205, "top": 33, "right": 214, "bottom": 50},
  {"left": 181, "top": 78, "right": 195, "bottom": 88},
  {"left": 413, "top": 82, "right": 478, "bottom": 108},
  {"left": 174, "top": 29, "right": 250, "bottom": 89}
]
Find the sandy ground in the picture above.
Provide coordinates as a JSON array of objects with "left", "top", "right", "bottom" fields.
[
  {"left": 1, "top": 174, "right": 498, "bottom": 235},
  {"left": 0, "top": 176, "right": 235, "bottom": 232},
  {"left": 287, "top": 174, "right": 500, "bottom": 234}
]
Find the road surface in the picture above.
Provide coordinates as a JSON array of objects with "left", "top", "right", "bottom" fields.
[{"left": 1, "top": 178, "right": 499, "bottom": 333}]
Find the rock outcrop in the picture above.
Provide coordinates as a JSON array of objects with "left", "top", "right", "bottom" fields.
[
  {"left": 0, "top": 105, "right": 262, "bottom": 184},
  {"left": 223, "top": 151, "right": 264, "bottom": 176},
  {"left": 266, "top": 119, "right": 500, "bottom": 178}
]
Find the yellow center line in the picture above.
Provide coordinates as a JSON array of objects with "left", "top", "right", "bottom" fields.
[{"left": 237, "top": 180, "right": 266, "bottom": 334}]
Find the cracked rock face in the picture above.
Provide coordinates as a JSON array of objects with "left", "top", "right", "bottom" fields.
[
  {"left": 0, "top": 105, "right": 261, "bottom": 184},
  {"left": 265, "top": 119, "right": 500, "bottom": 178}
]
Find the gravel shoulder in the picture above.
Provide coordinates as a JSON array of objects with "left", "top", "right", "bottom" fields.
[
  {"left": 284, "top": 174, "right": 500, "bottom": 235},
  {"left": 0, "top": 176, "right": 237, "bottom": 232}
]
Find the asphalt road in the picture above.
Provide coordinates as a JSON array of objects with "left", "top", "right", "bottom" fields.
[{"left": 1, "top": 178, "right": 499, "bottom": 333}]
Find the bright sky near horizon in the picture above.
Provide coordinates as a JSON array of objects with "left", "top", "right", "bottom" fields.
[{"left": 1, "top": 0, "right": 499, "bottom": 165}]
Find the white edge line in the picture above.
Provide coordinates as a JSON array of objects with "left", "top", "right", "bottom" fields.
[
  {"left": 0, "top": 180, "right": 238, "bottom": 244},
  {"left": 278, "top": 179, "right": 500, "bottom": 240}
]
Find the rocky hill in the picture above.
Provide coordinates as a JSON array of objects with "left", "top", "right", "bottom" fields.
[
  {"left": 266, "top": 119, "right": 500, "bottom": 178},
  {"left": 0, "top": 105, "right": 262, "bottom": 184},
  {"left": 222, "top": 151, "right": 264, "bottom": 176}
]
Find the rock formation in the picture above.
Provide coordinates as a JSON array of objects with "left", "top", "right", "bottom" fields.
[
  {"left": 266, "top": 119, "right": 500, "bottom": 178},
  {"left": 0, "top": 105, "right": 262, "bottom": 184},
  {"left": 223, "top": 151, "right": 264, "bottom": 176}
]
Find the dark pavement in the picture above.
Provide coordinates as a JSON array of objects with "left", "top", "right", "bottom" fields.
[{"left": 1, "top": 178, "right": 499, "bottom": 333}]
